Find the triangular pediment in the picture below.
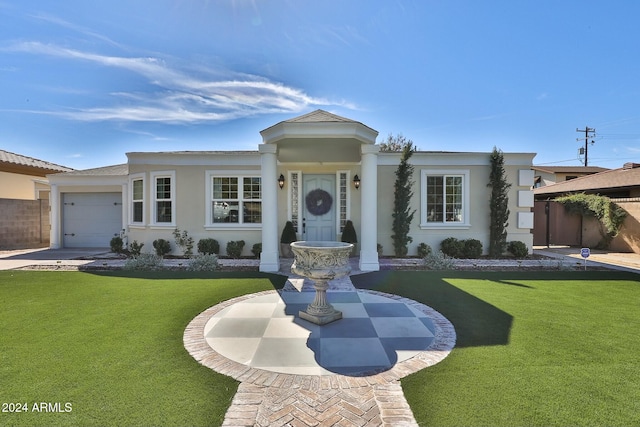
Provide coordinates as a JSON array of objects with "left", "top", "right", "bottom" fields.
[
  {"left": 283, "top": 109, "right": 357, "bottom": 124},
  {"left": 260, "top": 109, "right": 378, "bottom": 147}
]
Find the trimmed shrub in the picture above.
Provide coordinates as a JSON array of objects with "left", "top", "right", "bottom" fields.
[
  {"left": 187, "top": 254, "right": 219, "bottom": 271},
  {"left": 129, "top": 240, "right": 144, "bottom": 257},
  {"left": 377, "top": 243, "right": 383, "bottom": 256},
  {"left": 251, "top": 243, "right": 262, "bottom": 258},
  {"left": 441, "top": 238, "right": 483, "bottom": 258},
  {"left": 417, "top": 243, "right": 432, "bottom": 258},
  {"left": 110, "top": 236, "right": 124, "bottom": 254},
  {"left": 226, "top": 240, "right": 245, "bottom": 258},
  {"left": 124, "top": 253, "right": 163, "bottom": 271},
  {"left": 508, "top": 241, "right": 529, "bottom": 258},
  {"left": 462, "top": 239, "right": 483, "bottom": 258},
  {"left": 440, "top": 237, "right": 463, "bottom": 258},
  {"left": 197, "top": 238, "right": 220, "bottom": 255},
  {"left": 424, "top": 250, "right": 456, "bottom": 270},
  {"left": 152, "top": 239, "right": 171, "bottom": 257}
]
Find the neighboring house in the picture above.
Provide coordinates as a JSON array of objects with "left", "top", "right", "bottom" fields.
[
  {"left": 0, "top": 149, "right": 73, "bottom": 249},
  {"left": 533, "top": 162, "right": 640, "bottom": 199},
  {"left": 47, "top": 110, "right": 536, "bottom": 271},
  {"left": 532, "top": 162, "right": 640, "bottom": 252},
  {"left": 531, "top": 165, "right": 608, "bottom": 189},
  {"left": 0, "top": 149, "right": 73, "bottom": 200}
]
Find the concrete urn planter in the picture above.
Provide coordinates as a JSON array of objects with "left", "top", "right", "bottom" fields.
[{"left": 290, "top": 241, "right": 353, "bottom": 325}]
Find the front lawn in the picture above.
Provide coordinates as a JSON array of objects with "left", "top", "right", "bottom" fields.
[
  {"left": 2, "top": 270, "right": 639, "bottom": 426},
  {"left": 352, "top": 270, "right": 640, "bottom": 427},
  {"left": 0, "top": 271, "right": 286, "bottom": 427}
]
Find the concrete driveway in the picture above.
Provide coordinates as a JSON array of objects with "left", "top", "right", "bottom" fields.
[{"left": 0, "top": 247, "right": 116, "bottom": 270}]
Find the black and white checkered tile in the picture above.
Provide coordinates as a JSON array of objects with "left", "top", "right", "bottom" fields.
[{"left": 204, "top": 291, "right": 436, "bottom": 376}]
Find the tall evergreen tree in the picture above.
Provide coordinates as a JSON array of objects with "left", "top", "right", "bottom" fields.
[
  {"left": 391, "top": 141, "right": 416, "bottom": 256},
  {"left": 487, "top": 146, "right": 511, "bottom": 257}
]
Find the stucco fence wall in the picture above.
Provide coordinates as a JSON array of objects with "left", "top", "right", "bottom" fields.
[
  {"left": 581, "top": 198, "right": 640, "bottom": 254},
  {"left": 0, "top": 198, "right": 50, "bottom": 249}
]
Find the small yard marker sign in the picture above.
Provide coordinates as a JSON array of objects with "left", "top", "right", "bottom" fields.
[{"left": 581, "top": 248, "right": 590, "bottom": 270}]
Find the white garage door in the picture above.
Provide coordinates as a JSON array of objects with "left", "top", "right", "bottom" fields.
[{"left": 63, "top": 193, "right": 122, "bottom": 248}]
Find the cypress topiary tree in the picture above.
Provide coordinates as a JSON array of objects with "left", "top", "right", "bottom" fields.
[
  {"left": 487, "top": 146, "right": 511, "bottom": 257},
  {"left": 391, "top": 141, "right": 416, "bottom": 256},
  {"left": 341, "top": 220, "right": 357, "bottom": 243},
  {"left": 280, "top": 221, "right": 297, "bottom": 258}
]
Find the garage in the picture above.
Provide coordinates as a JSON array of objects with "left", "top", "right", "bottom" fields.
[{"left": 62, "top": 193, "right": 122, "bottom": 248}]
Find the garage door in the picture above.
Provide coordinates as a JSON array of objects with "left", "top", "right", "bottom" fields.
[{"left": 63, "top": 193, "right": 122, "bottom": 248}]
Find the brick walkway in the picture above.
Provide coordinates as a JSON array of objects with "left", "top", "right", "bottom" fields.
[
  {"left": 184, "top": 285, "right": 456, "bottom": 426},
  {"left": 225, "top": 381, "right": 415, "bottom": 427}
]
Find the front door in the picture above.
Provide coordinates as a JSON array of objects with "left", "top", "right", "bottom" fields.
[{"left": 303, "top": 174, "right": 335, "bottom": 241}]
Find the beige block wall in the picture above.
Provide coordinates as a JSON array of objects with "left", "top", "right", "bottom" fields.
[{"left": 0, "top": 198, "right": 50, "bottom": 249}]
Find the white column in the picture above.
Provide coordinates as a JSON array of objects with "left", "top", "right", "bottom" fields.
[
  {"left": 259, "top": 144, "right": 280, "bottom": 272},
  {"left": 121, "top": 183, "right": 128, "bottom": 246},
  {"left": 359, "top": 144, "right": 380, "bottom": 271},
  {"left": 50, "top": 184, "right": 61, "bottom": 249}
]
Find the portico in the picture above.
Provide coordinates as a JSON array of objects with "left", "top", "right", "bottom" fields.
[{"left": 258, "top": 110, "right": 380, "bottom": 272}]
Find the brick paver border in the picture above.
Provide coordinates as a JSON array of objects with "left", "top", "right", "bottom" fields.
[{"left": 184, "top": 289, "right": 456, "bottom": 426}]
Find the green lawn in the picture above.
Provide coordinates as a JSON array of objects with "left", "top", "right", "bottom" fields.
[
  {"left": 352, "top": 270, "right": 640, "bottom": 427},
  {"left": 0, "top": 271, "right": 286, "bottom": 427},
  {"left": 1, "top": 270, "right": 639, "bottom": 426}
]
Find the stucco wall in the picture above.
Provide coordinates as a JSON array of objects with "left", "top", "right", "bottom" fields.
[
  {"left": 120, "top": 151, "right": 534, "bottom": 258},
  {"left": 542, "top": 199, "right": 640, "bottom": 254},
  {"left": 0, "top": 171, "right": 43, "bottom": 200},
  {"left": 374, "top": 158, "right": 533, "bottom": 256},
  {"left": 127, "top": 163, "right": 264, "bottom": 257},
  {"left": 609, "top": 199, "right": 640, "bottom": 253},
  {"left": 0, "top": 198, "right": 50, "bottom": 249}
]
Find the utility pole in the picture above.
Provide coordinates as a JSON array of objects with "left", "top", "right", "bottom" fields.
[{"left": 576, "top": 126, "right": 596, "bottom": 166}]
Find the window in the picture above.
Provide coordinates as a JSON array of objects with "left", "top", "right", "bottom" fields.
[
  {"left": 208, "top": 173, "right": 261, "bottom": 226},
  {"left": 421, "top": 169, "right": 469, "bottom": 227},
  {"left": 150, "top": 171, "right": 175, "bottom": 226},
  {"left": 131, "top": 176, "right": 144, "bottom": 224}
]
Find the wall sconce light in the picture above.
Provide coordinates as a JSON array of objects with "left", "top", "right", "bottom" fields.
[
  {"left": 353, "top": 174, "right": 360, "bottom": 190},
  {"left": 278, "top": 174, "right": 285, "bottom": 189}
]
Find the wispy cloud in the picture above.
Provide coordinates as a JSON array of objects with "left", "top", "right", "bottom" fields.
[
  {"left": 29, "top": 13, "right": 126, "bottom": 49},
  {"left": 2, "top": 41, "right": 345, "bottom": 123},
  {"left": 624, "top": 145, "right": 640, "bottom": 153},
  {"left": 470, "top": 113, "right": 510, "bottom": 122}
]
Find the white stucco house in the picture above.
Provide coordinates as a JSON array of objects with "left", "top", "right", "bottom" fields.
[{"left": 47, "top": 110, "right": 536, "bottom": 272}]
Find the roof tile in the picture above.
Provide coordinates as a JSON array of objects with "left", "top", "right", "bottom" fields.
[{"left": 0, "top": 149, "right": 73, "bottom": 172}]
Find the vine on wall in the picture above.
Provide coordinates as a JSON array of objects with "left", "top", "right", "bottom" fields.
[{"left": 556, "top": 193, "right": 627, "bottom": 248}]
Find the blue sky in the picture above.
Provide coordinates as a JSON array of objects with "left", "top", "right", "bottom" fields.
[{"left": 1, "top": 0, "right": 639, "bottom": 170}]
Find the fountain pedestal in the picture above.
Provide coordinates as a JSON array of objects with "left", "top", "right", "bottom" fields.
[{"left": 290, "top": 241, "right": 353, "bottom": 325}]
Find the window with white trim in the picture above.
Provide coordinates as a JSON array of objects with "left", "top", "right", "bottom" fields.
[
  {"left": 421, "top": 169, "right": 469, "bottom": 227},
  {"left": 130, "top": 176, "right": 144, "bottom": 224},
  {"left": 150, "top": 171, "right": 175, "bottom": 226},
  {"left": 209, "top": 175, "right": 261, "bottom": 225}
]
